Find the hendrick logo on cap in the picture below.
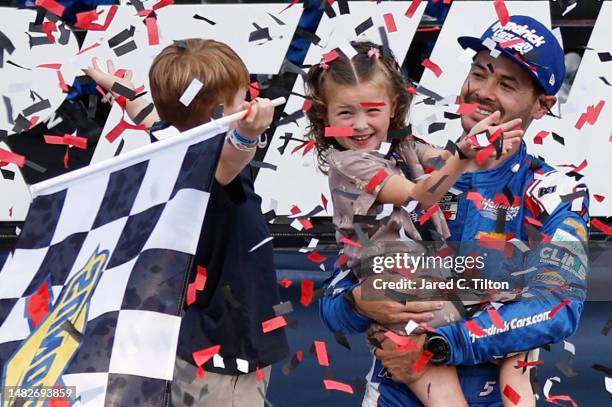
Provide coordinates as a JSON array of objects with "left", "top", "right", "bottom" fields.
[{"left": 490, "top": 21, "right": 547, "bottom": 55}]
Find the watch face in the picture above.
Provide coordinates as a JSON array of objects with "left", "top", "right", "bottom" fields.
[{"left": 427, "top": 335, "right": 449, "bottom": 363}]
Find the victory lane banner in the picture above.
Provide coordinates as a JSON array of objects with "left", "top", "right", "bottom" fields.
[{"left": 0, "top": 116, "right": 228, "bottom": 406}]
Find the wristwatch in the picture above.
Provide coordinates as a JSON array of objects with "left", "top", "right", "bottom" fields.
[{"left": 423, "top": 332, "right": 451, "bottom": 365}]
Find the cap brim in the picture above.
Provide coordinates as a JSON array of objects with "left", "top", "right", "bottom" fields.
[{"left": 457, "top": 36, "right": 551, "bottom": 95}]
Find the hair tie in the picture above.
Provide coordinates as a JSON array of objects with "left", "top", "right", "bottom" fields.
[{"left": 367, "top": 48, "right": 380, "bottom": 59}]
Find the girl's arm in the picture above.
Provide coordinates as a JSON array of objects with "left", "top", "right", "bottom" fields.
[{"left": 379, "top": 113, "right": 523, "bottom": 209}]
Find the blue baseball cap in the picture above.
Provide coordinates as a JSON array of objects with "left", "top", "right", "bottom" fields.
[{"left": 457, "top": 15, "right": 565, "bottom": 96}]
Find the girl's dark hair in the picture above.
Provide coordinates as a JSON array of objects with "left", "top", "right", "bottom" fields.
[{"left": 305, "top": 41, "right": 411, "bottom": 173}]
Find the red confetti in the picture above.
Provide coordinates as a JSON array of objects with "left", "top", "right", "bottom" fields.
[
  {"left": 281, "top": 0, "right": 300, "bottom": 13},
  {"left": 419, "top": 204, "right": 440, "bottom": 226},
  {"left": 307, "top": 251, "right": 327, "bottom": 264},
  {"left": 302, "top": 139, "right": 316, "bottom": 156},
  {"left": 405, "top": 0, "right": 423, "bottom": 18},
  {"left": 56, "top": 70, "right": 69, "bottom": 92},
  {"left": 105, "top": 119, "right": 148, "bottom": 143},
  {"left": 476, "top": 144, "right": 496, "bottom": 165},
  {"left": 186, "top": 265, "right": 207, "bottom": 306},
  {"left": 416, "top": 26, "right": 441, "bottom": 33},
  {"left": 593, "top": 194, "right": 605, "bottom": 202},
  {"left": 249, "top": 81, "right": 260, "bottom": 99},
  {"left": 36, "top": 0, "right": 65, "bottom": 17},
  {"left": 75, "top": 5, "right": 118, "bottom": 31},
  {"left": 278, "top": 278, "right": 292, "bottom": 288},
  {"left": 383, "top": 13, "right": 397, "bottom": 33},
  {"left": 502, "top": 384, "right": 521, "bottom": 405},
  {"left": 466, "top": 191, "right": 484, "bottom": 210},
  {"left": 323, "top": 49, "right": 341, "bottom": 64},
  {"left": 549, "top": 299, "right": 571, "bottom": 318},
  {"left": 74, "top": 9, "right": 101, "bottom": 28},
  {"left": 499, "top": 38, "right": 525, "bottom": 48},
  {"left": 321, "top": 194, "right": 329, "bottom": 212},
  {"left": 0, "top": 148, "right": 26, "bottom": 168},
  {"left": 546, "top": 395, "right": 579, "bottom": 407},
  {"left": 300, "top": 279, "right": 315, "bottom": 307},
  {"left": 77, "top": 42, "right": 102, "bottom": 56},
  {"left": 339, "top": 237, "right": 362, "bottom": 248},
  {"left": 533, "top": 130, "right": 550, "bottom": 145},
  {"left": 360, "top": 102, "right": 386, "bottom": 107},
  {"left": 494, "top": 0, "right": 510, "bottom": 26},
  {"left": 256, "top": 367, "right": 265, "bottom": 381},
  {"left": 592, "top": 219, "right": 612, "bottom": 236},
  {"left": 290, "top": 205, "right": 313, "bottom": 230},
  {"left": 524, "top": 216, "right": 544, "bottom": 227},
  {"left": 42, "top": 21, "right": 57, "bottom": 42},
  {"left": 152, "top": 0, "right": 174, "bottom": 10},
  {"left": 384, "top": 331, "right": 419, "bottom": 351},
  {"left": 411, "top": 350, "right": 433, "bottom": 373},
  {"left": 421, "top": 58, "right": 442, "bottom": 77},
  {"left": 26, "top": 280, "right": 51, "bottom": 328},
  {"left": 303, "top": 98, "right": 313, "bottom": 112},
  {"left": 314, "top": 340, "right": 330, "bottom": 366},
  {"left": 457, "top": 103, "right": 478, "bottom": 115},
  {"left": 324, "top": 126, "right": 353, "bottom": 137},
  {"left": 145, "top": 16, "right": 159, "bottom": 46},
  {"left": 516, "top": 360, "right": 544, "bottom": 368},
  {"left": 575, "top": 100, "right": 605, "bottom": 129},
  {"left": 366, "top": 169, "right": 389, "bottom": 193},
  {"left": 465, "top": 320, "right": 487, "bottom": 337},
  {"left": 296, "top": 350, "right": 304, "bottom": 362},
  {"left": 323, "top": 379, "right": 354, "bottom": 394},
  {"left": 196, "top": 365, "right": 205, "bottom": 379},
  {"left": 37, "top": 63, "right": 62, "bottom": 69},
  {"left": 262, "top": 315, "right": 288, "bottom": 333},
  {"left": 192, "top": 344, "right": 221, "bottom": 367},
  {"left": 487, "top": 309, "right": 505, "bottom": 329},
  {"left": 406, "top": 85, "right": 417, "bottom": 95},
  {"left": 44, "top": 134, "right": 88, "bottom": 149}
]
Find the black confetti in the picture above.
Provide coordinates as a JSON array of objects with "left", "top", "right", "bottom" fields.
[
  {"left": 111, "top": 82, "right": 137, "bottom": 100},
  {"left": 108, "top": 25, "right": 136, "bottom": 48},
  {"left": 193, "top": 14, "right": 216, "bottom": 25},
  {"left": 1, "top": 169, "right": 15, "bottom": 180},
  {"left": 601, "top": 314, "right": 612, "bottom": 335},
  {"left": 597, "top": 52, "right": 612, "bottom": 62},
  {"left": 21, "top": 99, "right": 51, "bottom": 116},
  {"left": 249, "top": 25, "right": 271, "bottom": 42},
  {"left": 551, "top": 132, "right": 565, "bottom": 145},
  {"left": 132, "top": 103, "right": 155, "bottom": 125},
  {"left": 3, "top": 96, "right": 13, "bottom": 124},
  {"left": 295, "top": 27, "right": 321, "bottom": 46},
  {"left": 267, "top": 12, "right": 285, "bottom": 26},
  {"left": 355, "top": 17, "right": 374, "bottom": 36},
  {"left": 251, "top": 160, "right": 277, "bottom": 171},
  {"left": 112, "top": 40, "right": 137, "bottom": 57},
  {"left": 334, "top": 330, "right": 351, "bottom": 349},
  {"left": 428, "top": 122, "right": 446, "bottom": 134}
]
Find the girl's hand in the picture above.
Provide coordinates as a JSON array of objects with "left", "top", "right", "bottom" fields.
[
  {"left": 463, "top": 111, "right": 524, "bottom": 161},
  {"left": 83, "top": 58, "right": 135, "bottom": 96}
]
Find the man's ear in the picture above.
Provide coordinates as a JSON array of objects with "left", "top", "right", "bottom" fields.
[{"left": 533, "top": 95, "right": 557, "bottom": 119}]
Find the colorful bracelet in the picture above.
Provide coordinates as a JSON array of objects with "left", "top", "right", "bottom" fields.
[{"left": 227, "top": 128, "right": 258, "bottom": 151}]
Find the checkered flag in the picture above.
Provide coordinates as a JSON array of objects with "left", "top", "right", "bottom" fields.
[{"left": 0, "top": 121, "right": 226, "bottom": 406}]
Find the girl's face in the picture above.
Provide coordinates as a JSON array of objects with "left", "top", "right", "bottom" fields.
[{"left": 325, "top": 74, "right": 396, "bottom": 151}]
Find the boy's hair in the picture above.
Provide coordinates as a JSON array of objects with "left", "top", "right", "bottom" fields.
[
  {"left": 149, "top": 39, "right": 250, "bottom": 131},
  {"left": 305, "top": 41, "right": 411, "bottom": 173}
]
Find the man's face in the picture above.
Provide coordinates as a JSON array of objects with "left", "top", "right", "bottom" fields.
[{"left": 459, "top": 51, "right": 554, "bottom": 134}]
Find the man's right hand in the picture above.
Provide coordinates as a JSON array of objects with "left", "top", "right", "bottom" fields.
[{"left": 351, "top": 285, "right": 443, "bottom": 325}]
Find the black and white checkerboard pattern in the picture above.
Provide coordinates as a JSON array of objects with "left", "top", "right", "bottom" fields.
[{"left": 0, "top": 131, "right": 225, "bottom": 406}]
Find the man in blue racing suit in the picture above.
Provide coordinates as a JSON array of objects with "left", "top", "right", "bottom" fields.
[{"left": 319, "top": 15, "right": 589, "bottom": 406}]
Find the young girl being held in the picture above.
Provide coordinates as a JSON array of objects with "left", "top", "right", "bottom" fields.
[{"left": 307, "top": 41, "right": 534, "bottom": 407}]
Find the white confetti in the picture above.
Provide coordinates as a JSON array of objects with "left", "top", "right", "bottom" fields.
[
  {"left": 377, "top": 142, "right": 391, "bottom": 155},
  {"left": 563, "top": 340, "right": 575, "bottom": 355},
  {"left": 248, "top": 236, "right": 274, "bottom": 253},
  {"left": 605, "top": 376, "right": 612, "bottom": 394},
  {"left": 404, "top": 320, "right": 419, "bottom": 335},
  {"left": 289, "top": 219, "right": 304, "bottom": 231},
  {"left": 212, "top": 353, "right": 225, "bottom": 368},
  {"left": 179, "top": 78, "right": 203, "bottom": 107},
  {"left": 376, "top": 203, "right": 393, "bottom": 220},
  {"left": 236, "top": 358, "right": 249, "bottom": 373},
  {"left": 543, "top": 376, "right": 561, "bottom": 399}
]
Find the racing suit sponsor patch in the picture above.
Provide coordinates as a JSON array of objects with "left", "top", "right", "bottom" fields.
[{"left": 468, "top": 310, "right": 552, "bottom": 342}]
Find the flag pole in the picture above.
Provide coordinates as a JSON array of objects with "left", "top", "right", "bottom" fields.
[{"left": 30, "top": 97, "right": 286, "bottom": 199}]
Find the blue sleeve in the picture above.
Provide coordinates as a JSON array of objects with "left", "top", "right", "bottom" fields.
[
  {"left": 439, "top": 198, "right": 589, "bottom": 366},
  {"left": 319, "top": 268, "right": 373, "bottom": 335}
]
